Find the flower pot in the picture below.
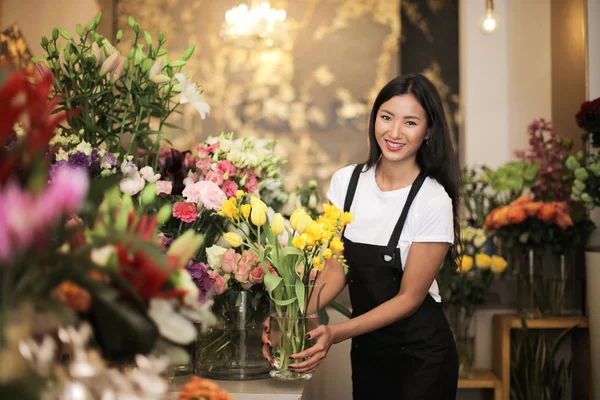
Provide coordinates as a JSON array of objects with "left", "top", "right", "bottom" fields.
[
  {"left": 268, "top": 284, "right": 324, "bottom": 381},
  {"left": 194, "top": 289, "right": 270, "bottom": 380}
]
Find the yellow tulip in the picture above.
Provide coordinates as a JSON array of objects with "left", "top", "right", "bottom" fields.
[
  {"left": 223, "top": 232, "right": 243, "bottom": 248},
  {"left": 250, "top": 196, "right": 267, "bottom": 212},
  {"left": 475, "top": 253, "right": 491, "bottom": 269},
  {"left": 271, "top": 213, "right": 285, "bottom": 235},
  {"left": 290, "top": 208, "right": 312, "bottom": 234},
  {"left": 459, "top": 255, "right": 473, "bottom": 273},
  {"left": 250, "top": 205, "right": 267, "bottom": 226},
  {"left": 236, "top": 190, "right": 244, "bottom": 200},
  {"left": 490, "top": 255, "right": 508, "bottom": 274},
  {"left": 241, "top": 204, "right": 251, "bottom": 220}
]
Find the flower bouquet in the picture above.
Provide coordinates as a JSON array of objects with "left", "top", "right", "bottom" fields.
[
  {"left": 193, "top": 246, "right": 271, "bottom": 380},
  {"left": 566, "top": 146, "right": 600, "bottom": 210},
  {"left": 438, "top": 223, "right": 507, "bottom": 378},
  {"left": 218, "top": 194, "right": 353, "bottom": 380}
]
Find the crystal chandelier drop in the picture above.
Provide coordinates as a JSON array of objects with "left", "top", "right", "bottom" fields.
[{"left": 221, "top": 1, "right": 288, "bottom": 47}]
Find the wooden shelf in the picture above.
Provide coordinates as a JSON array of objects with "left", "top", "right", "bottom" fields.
[
  {"left": 492, "top": 313, "right": 590, "bottom": 400},
  {"left": 458, "top": 370, "right": 500, "bottom": 389}
]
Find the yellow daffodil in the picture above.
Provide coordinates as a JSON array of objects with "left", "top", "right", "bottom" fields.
[
  {"left": 459, "top": 255, "right": 473, "bottom": 273},
  {"left": 490, "top": 255, "right": 508, "bottom": 274},
  {"left": 475, "top": 253, "right": 491, "bottom": 269},
  {"left": 329, "top": 237, "right": 344, "bottom": 253},
  {"left": 271, "top": 213, "right": 285, "bottom": 235},
  {"left": 223, "top": 232, "right": 243, "bottom": 248},
  {"left": 241, "top": 204, "right": 251, "bottom": 220}
]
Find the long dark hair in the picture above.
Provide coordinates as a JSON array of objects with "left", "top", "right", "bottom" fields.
[{"left": 365, "top": 73, "right": 462, "bottom": 271}]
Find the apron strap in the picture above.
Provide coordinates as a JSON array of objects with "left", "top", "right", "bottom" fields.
[
  {"left": 343, "top": 164, "right": 364, "bottom": 213},
  {"left": 382, "top": 170, "right": 427, "bottom": 262}
]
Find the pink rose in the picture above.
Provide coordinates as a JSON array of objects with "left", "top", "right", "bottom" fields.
[
  {"left": 155, "top": 180, "right": 173, "bottom": 195},
  {"left": 221, "top": 249, "right": 241, "bottom": 273},
  {"left": 240, "top": 250, "right": 260, "bottom": 267},
  {"left": 250, "top": 266, "right": 265, "bottom": 284},
  {"left": 244, "top": 174, "right": 258, "bottom": 193},
  {"left": 211, "top": 273, "right": 227, "bottom": 295},
  {"left": 206, "top": 170, "right": 224, "bottom": 187},
  {"left": 216, "top": 160, "right": 236, "bottom": 177},
  {"left": 235, "top": 262, "right": 250, "bottom": 283},
  {"left": 172, "top": 201, "right": 197, "bottom": 223},
  {"left": 182, "top": 181, "right": 227, "bottom": 210},
  {"left": 222, "top": 180, "right": 239, "bottom": 199},
  {"left": 196, "top": 158, "right": 212, "bottom": 172}
]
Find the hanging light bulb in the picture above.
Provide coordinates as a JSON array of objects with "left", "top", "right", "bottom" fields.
[{"left": 480, "top": 0, "right": 498, "bottom": 34}]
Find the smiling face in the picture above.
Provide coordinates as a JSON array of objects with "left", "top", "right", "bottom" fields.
[{"left": 374, "top": 93, "right": 429, "bottom": 166}]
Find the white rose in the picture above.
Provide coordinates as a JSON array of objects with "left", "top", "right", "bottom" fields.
[
  {"left": 119, "top": 171, "right": 146, "bottom": 196},
  {"left": 139, "top": 166, "right": 161, "bottom": 183},
  {"left": 206, "top": 245, "right": 227, "bottom": 270}
]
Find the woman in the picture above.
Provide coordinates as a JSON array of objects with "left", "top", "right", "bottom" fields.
[{"left": 265, "top": 73, "right": 461, "bottom": 399}]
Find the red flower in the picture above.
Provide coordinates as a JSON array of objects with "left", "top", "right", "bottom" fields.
[{"left": 173, "top": 201, "right": 197, "bottom": 223}]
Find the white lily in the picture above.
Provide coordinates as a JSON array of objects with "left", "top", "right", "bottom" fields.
[
  {"left": 174, "top": 73, "right": 211, "bottom": 119},
  {"left": 147, "top": 299, "right": 196, "bottom": 344}
]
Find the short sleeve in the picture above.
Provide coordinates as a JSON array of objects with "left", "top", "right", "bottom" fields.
[
  {"left": 413, "top": 194, "right": 454, "bottom": 244},
  {"left": 326, "top": 165, "right": 354, "bottom": 210}
]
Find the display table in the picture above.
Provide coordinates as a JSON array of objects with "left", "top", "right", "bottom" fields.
[{"left": 169, "top": 375, "right": 305, "bottom": 400}]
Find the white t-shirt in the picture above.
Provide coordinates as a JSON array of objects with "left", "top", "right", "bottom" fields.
[{"left": 326, "top": 164, "right": 454, "bottom": 302}]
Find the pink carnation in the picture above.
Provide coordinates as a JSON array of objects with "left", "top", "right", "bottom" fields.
[
  {"left": 196, "top": 158, "right": 212, "bottom": 172},
  {"left": 155, "top": 180, "right": 173, "bottom": 195},
  {"left": 221, "top": 249, "right": 241, "bottom": 273},
  {"left": 244, "top": 174, "right": 258, "bottom": 193},
  {"left": 221, "top": 180, "right": 239, "bottom": 199},
  {"left": 250, "top": 266, "right": 266, "bottom": 284},
  {"left": 206, "top": 170, "right": 224, "bottom": 187},
  {"left": 173, "top": 201, "right": 197, "bottom": 223},
  {"left": 182, "top": 181, "right": 227, "bottom": 210},
  {"left": 216, "top": 160, "right": 236, "bottom": 177}
]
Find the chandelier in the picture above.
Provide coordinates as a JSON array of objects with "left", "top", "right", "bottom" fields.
[{"left": 221, "top": 1, "right": 288, "bottom": 47}]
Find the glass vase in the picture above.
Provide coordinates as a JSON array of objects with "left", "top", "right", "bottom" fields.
[
  {"left": 445, "top": 305, "right": 476, "bottom": 379},
  {"left": 268, "top": 283, "right": 323, "bottom": 381},
  {"left": 516, "top": 248, "right": 543, "bottom": 318},
  {"left": 194, "top": 289, "right": 270, "bottom": 380}
]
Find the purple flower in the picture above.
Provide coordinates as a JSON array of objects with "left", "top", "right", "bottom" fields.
[
  {"left": 90, "top": 148, "right": 99, "bottom": 163},
  {"left": 100, "top": 152, "right": 118, "bottom": 169},
  {"left": 49, "top": 160, "right": 68, "bottom": 180},
  {"left": 186, "top": 261, "right": 212, "bottom": 302},
  {"left": 120, "top": 160, "right": 137, "bottom": 175},
  {"left": 68, "top": 152, "right": 91, "bottom": 169}
]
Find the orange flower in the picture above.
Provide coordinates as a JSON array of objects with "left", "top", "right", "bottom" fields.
[
  {"left": 510, "top": 195, "right": 533, "bottom": 206},
  {"left": 537, "top": 203, "right": 557, "bottom": 221},
  {"left": 178, "top": 376, "right": 234, "bottom": 400},
  {"left": 523, "top": 202, "right": 543, "bottom": 216},
  {"left": 555, "top": 212, "right": 573, "bottom": 229},
  {"left": 54, "top": 281, "right": 91, "bottom": 312},
  {"left": 552, "top": 201, "right": 569, "bottom": 213},
  {"left": 492, "top": 206, "right": 510, "bottom": 228},
  {"left": 484, "top": 209, "right": 497, "bottom": 230},
  {"left": 507, "top": 205, "right": 527, "bottom": 225}
]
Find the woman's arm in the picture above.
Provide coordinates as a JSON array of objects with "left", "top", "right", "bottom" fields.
[{"left": 289, "top": 241, "right": 448, "bottom": 373}]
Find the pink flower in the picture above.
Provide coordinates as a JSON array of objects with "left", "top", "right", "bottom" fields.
[
  {"left": 250, "top": 266, "right": 265, "bottom": 284},
  {"left": 211, "top": 272, "right": 228, "bottom": 295},
  {"left": 235, "top": 262, "right": 250, "bottom": 283},
  {"left": 196, "top": 143, "right": 219, "bottom": 158},
  {"left": 182, "top": 181, "right": 227, "bottom": 210},
  {"left": 244, "top": 174, "right": 258, "bottom": 193},
  {"left": 221, "top": 180, "right": 239, "bottom": 199},
  {"left": 267, "top": 263, "right": 278, "bottom": 275},
  {"left": 309, "top": 267, "right": 318, "bottom": 281},
  {"left": 221, "top": 249, "right": 241, "bottom": 273},
  {"left": 183, "top": 153, "right": 197, "bottom": 169},
  {"left": 173, "top": 201, "right": 197, "bottom": 223},
  {"left": 44, "top": 166, "right": 89, "bottom": 217},
  {"left": 206, "top": 170, "right": 224, "bottom": 187},
  {"left": 196, "top": 158, "right": 212, "bottom": 172},
  {"left": 216, "top": 160, "right": 236, "bottom": 177},
  {"left": 155, "top": 180, "right": 173, "bottom": 195},
  {"left": 240, "top": 249, "right": 260, "bottom": 267}
]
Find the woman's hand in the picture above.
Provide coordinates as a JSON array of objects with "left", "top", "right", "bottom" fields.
[
  {"left": 288, "top": 325, "right": 335, "bottom": 374},
  {"left": 261, "top": 318, "right": 274, "bottom": 367}
]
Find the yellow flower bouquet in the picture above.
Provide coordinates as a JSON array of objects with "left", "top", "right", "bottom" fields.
[{"left": 218, "top": 191, "right": 353, "bottom": 380}]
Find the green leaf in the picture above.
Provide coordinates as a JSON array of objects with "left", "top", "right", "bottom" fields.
[
  {"left": 158, "top": 31, "right": 164, "bottom": 43},
  {"left": 52, "top": 28, "right": 58, "bottom": 41},
  {"left": 295, "top": 279, "right": 305, "bottom": 314},
  {"left": 116, "top": 29, "right": 123, "bottom": 41},
  {"left": 156, "top": 49, "right": 167, "bottom": 57},
  {"left": 58, "top": 28, "right": 72, "bottom": 40},
  {"left": 95, "top": 12, "right": 103, "bottom": 25},
  {"left": 128, "top": 16, "right": 136, "bottom": 28},
  {"left": 169, "top": 60, "right": 186, "bottom": 68},
  {"left": 87, "top": 18, "right": 96, "bottom": 32},
  {"left": 144, "top": 31, "right": 152, "bottom": 45},
  {"left": 264, "top": 272, "right": 282, "bottom": 295},
  {"left": 271, "top": 297, "right": 298, "bottom": 306},
  {"left": 182, "top": 45, "right": 195, "bottom": 61},
  {"left": 76, "top": 24, "right": 84, "bottom": 36}
]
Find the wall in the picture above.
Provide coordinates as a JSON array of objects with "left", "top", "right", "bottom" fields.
[{"left": 0, "top": 0, "right": 99, "bottom": 57}]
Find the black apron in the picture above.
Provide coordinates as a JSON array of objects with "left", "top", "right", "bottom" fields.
[{"left": 343, "top": 164, "right": 458, "bottom": 400}]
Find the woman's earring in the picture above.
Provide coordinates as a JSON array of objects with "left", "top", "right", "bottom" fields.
[{"left": 424, "top": 138, "right": 429, "bottom": 145}]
